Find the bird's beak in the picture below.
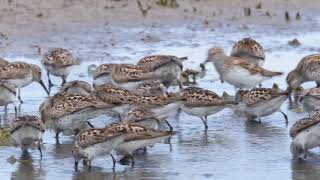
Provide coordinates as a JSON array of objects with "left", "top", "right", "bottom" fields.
[{"left": 39, "top": 80, "right": 49, "bottom": 95}]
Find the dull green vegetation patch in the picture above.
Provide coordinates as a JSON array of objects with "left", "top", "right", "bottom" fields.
[{"left": 0, "top": 128, "right": 12, "bottom": 146}]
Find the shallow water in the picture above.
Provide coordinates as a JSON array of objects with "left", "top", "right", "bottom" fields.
[{"left": 1, "top": 24, "right": 320, "bottom": 180}]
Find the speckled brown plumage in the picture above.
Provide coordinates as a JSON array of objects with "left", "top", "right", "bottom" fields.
[
  {"left": 0, "top": 80, "right": 16, "bottom": 95},
  {"left": 223, "top": 59, "right": 282, "bottom": 77},
  {"left": 111, "top": 64, "right": 156, "bottom": 83},
  {"left": 42, "top": 48, "right": 79, "bottom": 67},
  {"left": 181, "top": 87, "right": 236, "bottom": 107},
  {"left": 60, "top": 80, "right": 92, "bottom": 94},
  {"left": 10, "top": 115, "right": 45, "bottom": 134},
  {"left": 236, "top": 88, "right": 288, "bottom": 106},
  {"left": 231, "top": 38, "right": 265, "bottom": 60},
  {"left": 40, "top": 92, "right": 111, "bottom": 120},
  {"left": 137, "top": 55, "right": 186, "bottom": 71},
  {"left": 0, "top": 61, "right": 40, "bottom": 79},
  {"left": 0, "top": 58, "right": 9, "bottom": 66},
  {"left": 123, "top": 105, "right": 160, "bottom": 123},
  {"left": 135, "top": 81, "right": 167, "bottom": 96},
  {"left": 136, "top": 92, "right": 184, "bottom": 107},
  {"left": 93, "top": 63, "right": 117, "bottom": 80},
  {"left": 289, "top": 117, "right": 320, "bottom": 138},
  {"left": 93, "top": 85, "right": 140, "bottom": 105}
]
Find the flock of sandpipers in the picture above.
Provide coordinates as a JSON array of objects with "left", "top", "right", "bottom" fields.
[{"left": 2, "top": 38, "right": 320, "bottom": 171}]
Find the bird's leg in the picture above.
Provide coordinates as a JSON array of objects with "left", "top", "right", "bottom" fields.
[
  {"left": 18, "top": 89, "right": 23, "bottom": 104},
  {"left": 258, "top": 116, "right": 262, "bottom": 124},
  {"left": 201, "top": 116, "right": 208, "bottom": 129},
  {"left": 129, "top": 154, "right": 135, "bottom": 168},
  {"left": 110, "top": 154, "right": 116, "bottom": 172},
  {"left": 165, "top": 120, "right": 173, "bottom": 132},
  {"left": 74, "top": 159, "right": 79, "bottom": 171},
  {"left": 118, "top": 113, "right": 122, "bottom": 122},
  {"left": 61, "top": 75, "right": 67, "bottom": 86},
  {"left": 38, "top": 140, "right": 43, "bottom": 159},
  {"left": 47, "top": 72, "right": 53, "bottom": 88},
  {"left": 13, "top": 103, "right": 17, "bottom": 117},
  {"left": 55, "top": 132, "right": 60, "bottom": 144},
  {"left": 87, "top": 121, "right": 94, "bottom": 128},
  {"left": 87, "top": 160, "right": 92, "bottom": 171},
  {"left": 280, "top": 110, "right": 289, "bottom": 125}
]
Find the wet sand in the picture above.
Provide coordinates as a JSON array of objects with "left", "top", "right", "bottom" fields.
[{"left": 0, "top": 0, "right": 320, "bottom": 180}]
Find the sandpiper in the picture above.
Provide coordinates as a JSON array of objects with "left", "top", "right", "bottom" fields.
[
  {"left": 180, "top": 87, "right": 237, "bottom": 129},
  {"left": 110, "top": 64, "right": 161, "bottom": 90},
  {"left": 0, "top": 80, "right": 17, "bottom": 117},
  {"left": 115, "top": 124, "right": 175, "bottom": 167},
  {"left": 135, "top": 81, "right": 168, "bottom": 96},
  {"left": 92, "top": 63, "right": 117, "bottom": 87},
  {"left": 10, "top": 115, "right": 45, "bottom": 158},
  {"left": 122, "top": 105, "right": 175, "bottom": 132},
  {"left": 180, "top": 68, "right": 203, "bottom": 85},
  {"left": 230, "top": 38, "right": 265, "bottom": 66},
  {"left": 40, "top": 92, "right": 112, "bottom": 140},
  {"left": 42, "top": 48, "right": 79, "bottom": 87},
  {"left": 235, "top": 84, "right": 288, "bottom": 124},
  {"left": 60, "top": 80, "right": 93, "bottom": 96},
  {"left": 136, "top": 92, "right": 185, "bottom": 121},
  {"left": 289, "top": 112, "right": 320, "bottom": 158},
  {"left": 205, "top": 47, "right": 282, "bottom": 88},
  {"left": 93, "top": 85, "right": 139, "bottom": 117},
  {"left": 298, "top": 87, "right": 320, "bottom": 112},
  {"left": 0, "top": 61, "right": 49, "bottom": 103},
  {"left": 0, "top": 57, "right": 9, "bottom": 66},
  {"left": 72, "top": 123, "right": 148, "bottom": 171},
  {"left": 137, "top": 55, "right": 187, "bottom": 88},
  {"left": 287, "top": 54, "right": 320, "bottom": 101}
]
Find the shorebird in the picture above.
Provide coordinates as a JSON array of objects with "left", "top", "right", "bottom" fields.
[
  {"left": 235, "top": 84, "right": 288, "bottom": 124},
  {"left": 289, "top": 112, "right": 320, "bottom": 158},
  {"left": 92, "top": 63, "right": 117, "bottom": 87},
  {"left": 135, "top": 81, "right": 167, "bottom": 96},
  {"left": 0, "top": 61, "right": 49, "bottom": 103},
  {"left": 180, "top": 68, "right": 205, "bottom": 85},
  {"left": 230, "top": 38, "right": 265, "bottom": 66},
  {"left": 115, "top": 124, "right": 175, "bottom": 167},
  {"left": 0, "top": 80, "right": 17, "bottom": 116},
  {"left": 60, "top": 80, "right": 93, "bottom": 96},
  {"left": 205, "top": 47, "right": 282, "bottom": 88},
  {"left": 93, "top": 85, "right": 139, "bottom": 117},
  {"left": 299, "top": 88, "right": 320, "bottom": 112},
  {"left": 10, "top": 115, "right": 45, "bottom": 158},
  {"left": 110, "top": 64, "right": 161, "bottom": 90},
  {"left": 40, "top": 92, "right": 112, "bottom": 140},
  {"left": 122, "top": 105, "right": 161, "bottom": 129},
  {"left": 136, "top": 92, "right": 185, "bottom": 121},
  {"left": 137, "top": 55, "right": 187, "bottom": 88},
  {"left": 0, "top": 57, "right": 9, "bottom": 66},
  {"left": 180, "top": 87, "right": 237, "bottom": 129},
  {"left": 122, "top": 105, "right": 175, "bottom": 131},
  {"left": 287, "top": 54, "right": 320, "bottom": 101},
  {"left": 72, "top": 123, "right": 149, "bottom": 171},
  {"left": 42, "top": 48, "right": 79, "bottom": 87}
]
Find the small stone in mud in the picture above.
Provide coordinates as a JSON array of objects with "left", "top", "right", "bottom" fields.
[
  {"left": 36, "top": 13, "right": 43, "bottom": 18},
  {"left": 141, "top": 35, "right": 161, "bottom": 43},
  {"left": 256, "top": 2, "right": 262, "bottom": 9},
  {"left": 288, "top": 38, "right": 302, "bottom": 47},
  {"left": 265, "top": 11, "right": 271, "bottom": 17},
  {"left": 203, "top": 19, "right": 209, "bottom": 25},
  {"left": 285, "top": 11, "right": 290, "bottom": 21},
  {"left": 244, "top": 7, "right": 251, "bottom": 16},
  {"left": 296, "top": 12, "right": 301, "bottom": 20},
  {"left": 193, "top": 7, "right": 197, "bottom": 13},
  {"left": 7, "top": 155, "right": 16, "bottom": 164}
]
